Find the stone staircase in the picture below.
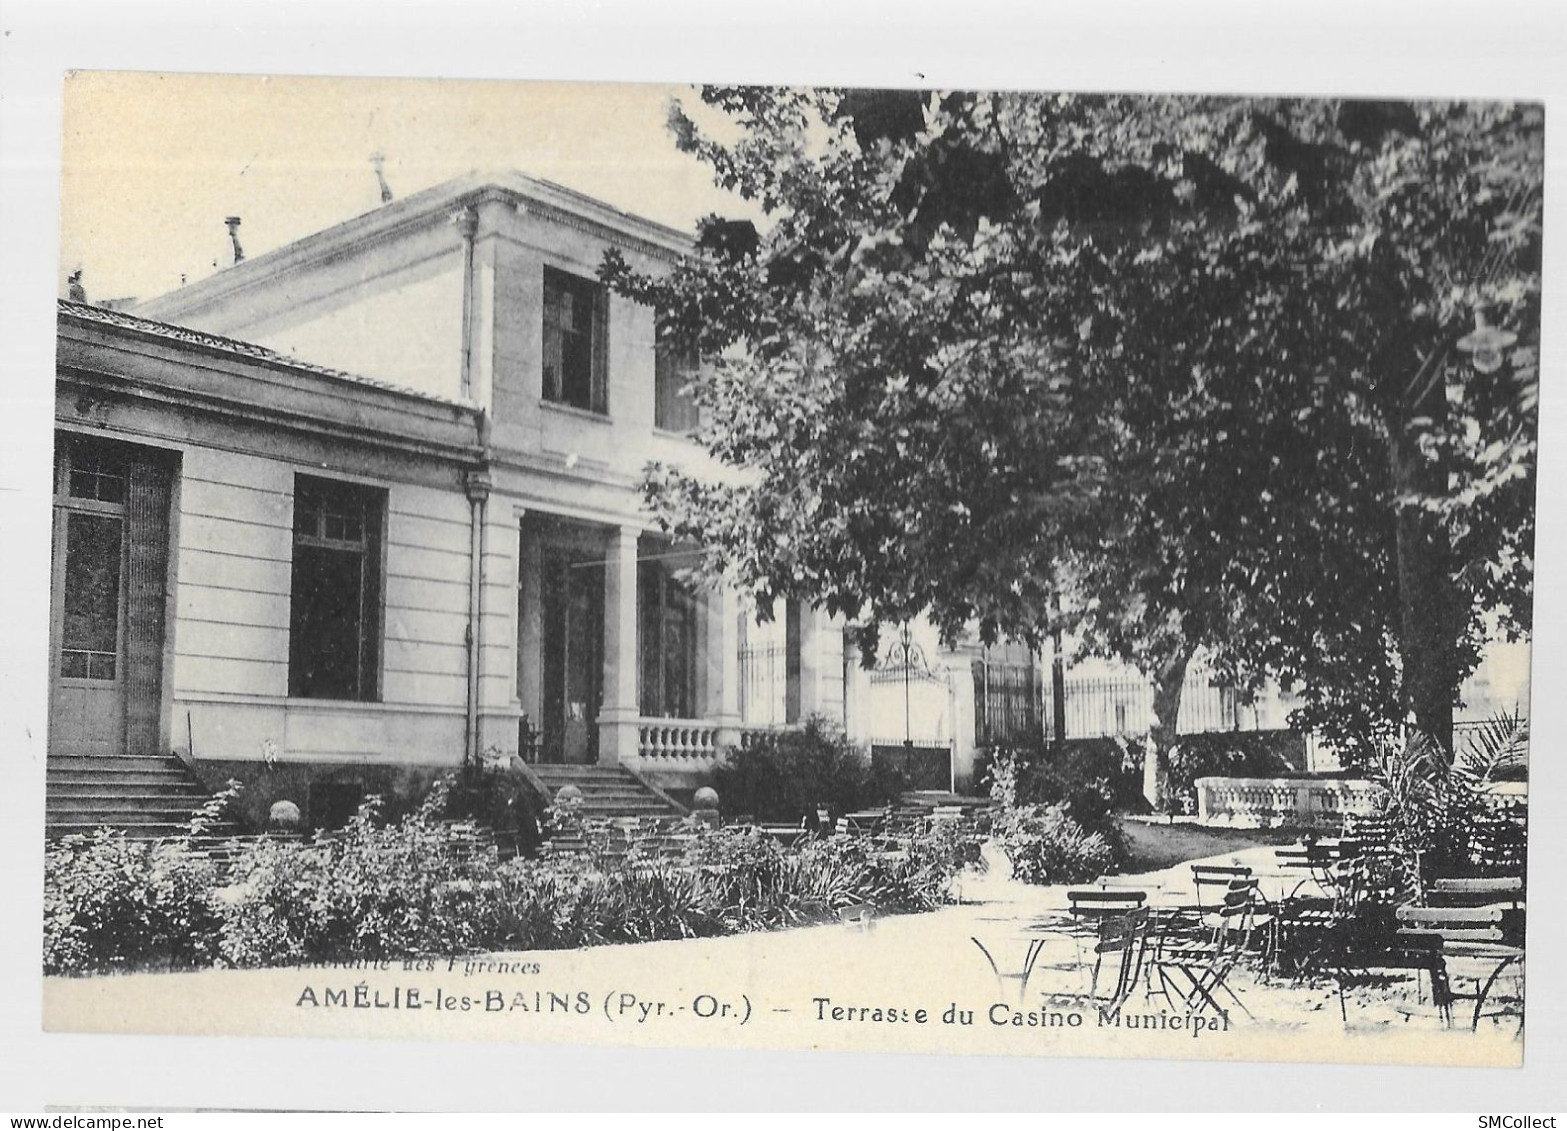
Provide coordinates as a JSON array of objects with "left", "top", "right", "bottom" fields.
[
  {"left": 45, "top": 754, "right": 223, "bottom": 838},
  {"left": 526, "top": 763, "right": 687, "bottom": 820}
]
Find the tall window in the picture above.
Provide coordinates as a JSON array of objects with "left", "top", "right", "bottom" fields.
[
  {"left": 542, "top": 266, "right": 608, "bottom": 414},
  {"left": 290, "top": 476, "right": 384, "bottom": 700},
  {"left": 639, "top": 557, "right": 700, "bottom": 719},
  {"left": 654, "top": 331, "right": 701, "bottom": 433}
]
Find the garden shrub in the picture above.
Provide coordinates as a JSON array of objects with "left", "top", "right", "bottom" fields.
[
  {"left": 214, "top": 789, "right": 506, "bottom": 965},
  {"left": 43, "top": 830, "right": 225, "bottom": 974},
  {"left": 42, "top": 788, "right": 238, "bottom": 974},
  {"left": 1364, "top": 712, "right": 1529, "bottom": 893},
  {"left": 712, "top": 715, "right": 898, "bottom": 822},
  {"left": 1166, "top": 730, "right": 1304, "bottom": 815},
  {"left": 982, "top": 743, "right": 1129, "bottom": 869},
  {"left": 995, "top": 803, "right": 1117, "bottom": 886},
  {"left": 438, "top": 761, "right": 547, "bottom": 856},
  {"left": 45, "top": 788, "right": 965, "bottom": 974},
  {"left": 980, "top": 738, "right": 1142, "bottom": 823}
]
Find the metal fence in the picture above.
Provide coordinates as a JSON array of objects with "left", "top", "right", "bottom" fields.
[
  {"left": 1050, "top": 668, "right": 1242, "bottom": 739},
  {"left": 973, "top": 660, "right": 1044, "bottom": 747},
  {"left": 738, "top": 641, "right": 788, "bottom": 727}
]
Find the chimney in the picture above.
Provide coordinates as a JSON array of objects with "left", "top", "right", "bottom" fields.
[
  {"left": 370, "top": 152, "right": 394, "bottom": 204},
  {"left": 67, "top": 268, "right": 87, "bottom": 304},
  {"left": 225, "top": 216, "right": 245, "bottom": 264}
]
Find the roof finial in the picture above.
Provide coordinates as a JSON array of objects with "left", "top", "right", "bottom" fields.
[
  {"left": 67, "top": 267, "right": 87, "bottom": 304},
  {"left": 370, "top": 152, "right": 394, "bottom": 204}
]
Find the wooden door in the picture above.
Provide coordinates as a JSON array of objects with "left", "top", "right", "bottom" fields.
[
  {"left": 50, "top": 503, "right": 127, "bottom": 756},
  {"left": 49, "top": 435, "right": 172, "bottom": 758}
]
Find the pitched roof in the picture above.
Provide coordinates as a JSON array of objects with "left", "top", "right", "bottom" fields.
[{"left": 58, "top": 299, "right": 478, "bottom": 411}]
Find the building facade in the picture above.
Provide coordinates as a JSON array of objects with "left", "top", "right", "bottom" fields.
[
  {"left": 50, "top": 300, "right": 492, "bottom": 829},
  {"left": 51, "top": 172, "right": 849, "bottom": 823},
  {"left": 55, "top": 169, "right": 1528, "bottom": 827}
]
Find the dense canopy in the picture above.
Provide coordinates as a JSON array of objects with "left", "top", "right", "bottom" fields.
[{"left": 603, "top": 89, "right": 1541, "bottom": 768}]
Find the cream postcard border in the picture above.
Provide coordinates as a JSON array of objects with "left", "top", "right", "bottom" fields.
[{"left": 2, "top": 0, "right": 1566, "bottom": 1112}]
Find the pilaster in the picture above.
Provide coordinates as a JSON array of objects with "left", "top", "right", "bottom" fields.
[{"left": 598, "top": 525, "right": 641, "bottom": 764}]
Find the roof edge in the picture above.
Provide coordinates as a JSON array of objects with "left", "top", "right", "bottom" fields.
[
  {"left": 133, "top": 169, "right": 695, "bottom": 321},
  {"left": 58, "top": 298, "right": 481, "bottom": 415}
]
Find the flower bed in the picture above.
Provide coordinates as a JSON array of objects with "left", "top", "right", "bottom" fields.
[{"left": 44, "top": 797, "right": 963, "bottom": 975}]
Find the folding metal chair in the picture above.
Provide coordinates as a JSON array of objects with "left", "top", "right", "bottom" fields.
[
  {"left": 1149, "top": 879, "right": 1259, "bottom": 1020},
  {"left": 1086, "top": 907, "right": 1154, "bottom": 1020},
  {"left": 1396, "top": 903, "right": 1525, "bottom": 1031},
  {"left": 1189, "top": 864, "right": 1252, "bottom": 920}
]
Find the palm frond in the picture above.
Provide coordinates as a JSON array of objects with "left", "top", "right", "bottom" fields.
[{"left": 1455, "top": 708, "right": 1529, "bottom": 790}]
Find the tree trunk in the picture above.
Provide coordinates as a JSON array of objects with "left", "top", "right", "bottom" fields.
[
  {"left": 1387, "top": 377, "right": 1458, "bottom": 758},
  {"left": 1143, "top": 647, "right": 1194, "bottom": 812}
]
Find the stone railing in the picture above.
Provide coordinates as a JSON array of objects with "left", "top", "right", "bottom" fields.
[
  {"left": 635, "top": 718, "right": 724, "bottom": 770},
  {"left": 1195, "top": 775, "right": 1383, "bottom": 829},
  {"left": 737, "top": 723, "right": 800, "bottom": 750}
]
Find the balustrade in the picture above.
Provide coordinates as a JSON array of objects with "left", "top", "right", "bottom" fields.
[
  {"left": 636, "top": 717, "right": 721, "bottom": 766},
  {"left": 1195, "top": 775, "right": 1383, "bottom": 828}
]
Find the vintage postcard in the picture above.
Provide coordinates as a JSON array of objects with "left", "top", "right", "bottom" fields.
[{"left": 38, "top": 70, "right": 1539, "bottom": 1074}]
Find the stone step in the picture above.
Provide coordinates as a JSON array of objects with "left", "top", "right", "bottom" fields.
[
  {"left": 48, "top": 771, "right": 198, "bottom": 788},
  {"left": 44, "top": 753, "right": 228, "bottom": 834},
  {"left": 46, "top": 821, "right": 207, "bottom": 839},
  {"left": 525, "top": 762, "right": 684, "bottom": 820},
  {"left": 46, "top": 776, "right": 207, "bottom": 793},
  {"left": 552, "top": 784, "right": 648, "bottom": 797},
  {"left": 46, "top": 810, "right": 202, "bottom": 828},
  {"left": 49, "top": 793, "right": 213, "bottom": 812},
  {"left": 47, "top": 759, "right": 199, "bottom": 785},
  {"left": 47, "top": 755, "right": 191, "bottom": 769},
  {"left": 576, "top": 792, "right": 673, "bottom": 808},
  {"left": 531, "top": 767, "right": 638, "bottom": 780}
]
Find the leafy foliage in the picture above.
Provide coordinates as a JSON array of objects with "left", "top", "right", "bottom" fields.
[
  {"left": 980, "top": 738, "right": 1141, "bottom": 838},
  {"left": 984, "top": 746, "right": 1125, "bottom": 883},
  {"left": 711, "top": 714, "right": 901, "bottom": 821},
  {"left": 1364, "top": 709, "right": 1528, "bottom": 894},
  {"left": 604, "top": 88, "right": 1540, "bottom": 760},
  {"left": 44, "top": 796, "right": 963, "bottom": 974},
  {"left": 994, "top": 804, "right": 1117, "bottom": 886},
  {"left": 438, "top": 761, "right": 546, "bottom": 856},
  {"left": 1165, "top": 731, "right": 1303, "bottom": 815},
  {"left": 41, "top": 785, "right": 243, "bottom": 974},
  {"left": 43, "top": 830, "right": 224, "bottom": 974}
]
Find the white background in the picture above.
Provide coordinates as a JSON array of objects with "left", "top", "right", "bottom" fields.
[{"left": 2, "top": 0, "right": 1564, "bottom": 1112}]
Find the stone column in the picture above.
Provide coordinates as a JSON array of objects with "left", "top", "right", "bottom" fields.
[
  {"left": 944, "top": 641, "right": 985, "bottom": 794},
  {"left": 712, "top": 585, "right": 742, "bottom": 749},
  {"left": 797, "top": 604, "right": 825, "bottom": 719},
  {"left": 477, "top": 502, "right": 522, "bottom": 758},
  {"left": 842, "top": 630, "right": 873, "bottom": 745},
  {"left": 598, "top": 525, "right": 641, "bottom": 765}
]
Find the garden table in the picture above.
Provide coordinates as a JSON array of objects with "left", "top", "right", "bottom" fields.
[
  {"left": 968, "top": 913, "right": 1091, "bottom": 1005},
  {"left": 969, "top": 930, "right": 1052, "bottom": 1005}
]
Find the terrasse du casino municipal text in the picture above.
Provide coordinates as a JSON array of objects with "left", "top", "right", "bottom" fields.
[{"left": 292, "top": 962, "right": 1232, "bottom": 1040}]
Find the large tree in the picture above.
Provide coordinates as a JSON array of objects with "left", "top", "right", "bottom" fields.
[{"left": 604, "top": 89, "right": 1540, "bottom": 780}]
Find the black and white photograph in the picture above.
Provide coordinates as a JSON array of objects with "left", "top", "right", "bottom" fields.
[{"left": 4, "top": 6, "right": 1564, "bottom": 1111}]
